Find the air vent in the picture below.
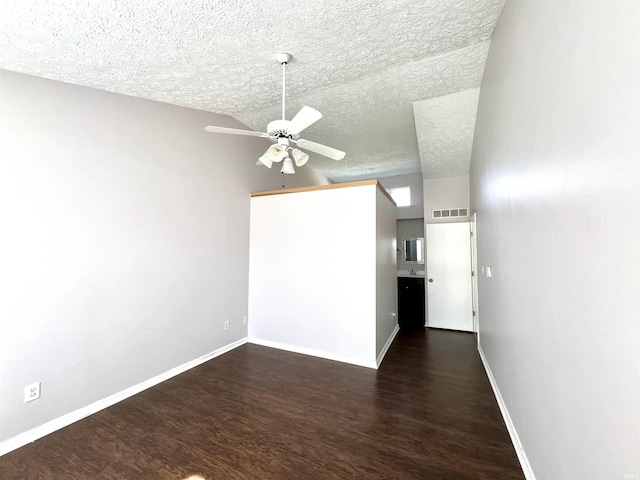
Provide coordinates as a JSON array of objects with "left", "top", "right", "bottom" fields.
[{"left": 432, "top": 207, "right": 468, "bottom": 219}]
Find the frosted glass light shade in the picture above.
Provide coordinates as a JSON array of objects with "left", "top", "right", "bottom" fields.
[
  {"left": 291, "top": 148, "right": 309, "bottom": 167},
  {"left": 265, "top": 144, "right": 286, "bottom": 162},
  {"left": 257, "top": 155, "right": 273, "bottom": 168},
  {"left": 281, "top": 157, "right": 295, "bottom": 174}
]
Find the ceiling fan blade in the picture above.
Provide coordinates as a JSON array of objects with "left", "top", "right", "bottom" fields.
[
  {"left": 288, "top": 106, "right": 323, "bottom": 135},
  {"left": 296, "top": 139, "right": 346, "bottom": 161},
  {"left": 204, "top": 126, "right": 269, "bottom": 137}
]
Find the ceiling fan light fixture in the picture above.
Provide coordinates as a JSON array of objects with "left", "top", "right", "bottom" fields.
[
  {"left": 291, "top": 148, "right": 309, "bottom": 167},
  {"left": 265, "top": 143, "right": 286, "bottom": 162},
  {"left": 281, "top": 157, "right": 295, "bottom": 174},
  {"left": 205, "top": 53, "right": 345, "bottom": 174}
]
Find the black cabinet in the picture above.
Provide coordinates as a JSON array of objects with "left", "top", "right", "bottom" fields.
[{"left": 397, "top": 277, "right": 425, "bottom": 329}]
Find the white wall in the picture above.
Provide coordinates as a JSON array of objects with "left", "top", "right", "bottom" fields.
[
  {"left": 470, "top": 2, "right": 640, "bottom": 479},
  {"left": 248, "top": 183, "right": 396, "bottom": 368},
  {"left": 375, "top": 187, "right": 399, "bottom": 362},
  {"left": 423, "top": 175, "right": 469, "bottom": 223},
  {"left": 0, "top": 69, "right": 328, "bottom": 449}
]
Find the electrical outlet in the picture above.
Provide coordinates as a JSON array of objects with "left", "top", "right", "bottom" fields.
[
  {"left": 243, "top": 315, "right": 248, "bottom": 324},
  {"left": 224, "top": 320, "right": 230, "bottom": 331},
  {"left": 24, "top": 382, "right": 41, "bottom": 403}
]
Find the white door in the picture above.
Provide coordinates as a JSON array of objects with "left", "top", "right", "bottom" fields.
[{"left": 425, "top": 222, "right": 473, "bottom": 332}]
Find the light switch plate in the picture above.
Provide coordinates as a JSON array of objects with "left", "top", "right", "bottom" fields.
[{"left": 24, "top": 382, "right": 41, "bottom": 403}]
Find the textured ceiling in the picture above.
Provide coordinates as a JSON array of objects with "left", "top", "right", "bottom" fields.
[
  {"left": 413, "top": 88, "right": 481, "bottom": 179},
  {"left": 0, "top": 0, "right": 505, "bottom": 181}
]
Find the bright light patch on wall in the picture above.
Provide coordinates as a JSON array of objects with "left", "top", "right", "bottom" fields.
[{"left": 388, "top": 187, "right": 411, "bottom": 207}]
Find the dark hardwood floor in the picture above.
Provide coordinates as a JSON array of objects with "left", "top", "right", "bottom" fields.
[{"left": 0, "top": 329, "right": 524, "bottom": 479}]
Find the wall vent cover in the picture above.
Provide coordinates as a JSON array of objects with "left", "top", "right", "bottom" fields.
[{"left": 432, "top": 208, "right": 468, "bottom": 219}]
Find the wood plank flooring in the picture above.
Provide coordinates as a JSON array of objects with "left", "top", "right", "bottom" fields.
[{"left": 0, "top": 329, "right": 524, "bottom": 479}]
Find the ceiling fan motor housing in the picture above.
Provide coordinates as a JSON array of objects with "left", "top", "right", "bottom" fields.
[{"left": 268, "top": 119, "right": 297, "bottom": 141}]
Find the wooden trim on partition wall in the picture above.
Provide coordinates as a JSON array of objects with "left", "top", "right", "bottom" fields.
[{"left": 251, "top": 179, "right": 397, "bottom": 206}]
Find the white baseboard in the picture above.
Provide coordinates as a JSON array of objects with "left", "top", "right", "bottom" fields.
[
  {"left": 376, "top": 325, "right": 400, "bottom": 368},
  {"left": 0, "top": 337, "right": 248, "bottom": 457},
  {"left": 248, "top": 337, "right": 378, "bottom": 369},
  {"left": 478, "top": 344, "right": 536, "bottom": 480}
]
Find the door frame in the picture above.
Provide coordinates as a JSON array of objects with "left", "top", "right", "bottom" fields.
[{"left": 470, "top": 213, "right": 480, "bottom": 339}]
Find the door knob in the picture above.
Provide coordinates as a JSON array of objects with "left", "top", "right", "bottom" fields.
[{"left": 428, "top": 278, "right": 433, "bottom": 282}]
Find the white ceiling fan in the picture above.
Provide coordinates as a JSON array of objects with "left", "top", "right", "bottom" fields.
[{"left": 204, "top": 53, "right": 346, "bottom": 174}]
